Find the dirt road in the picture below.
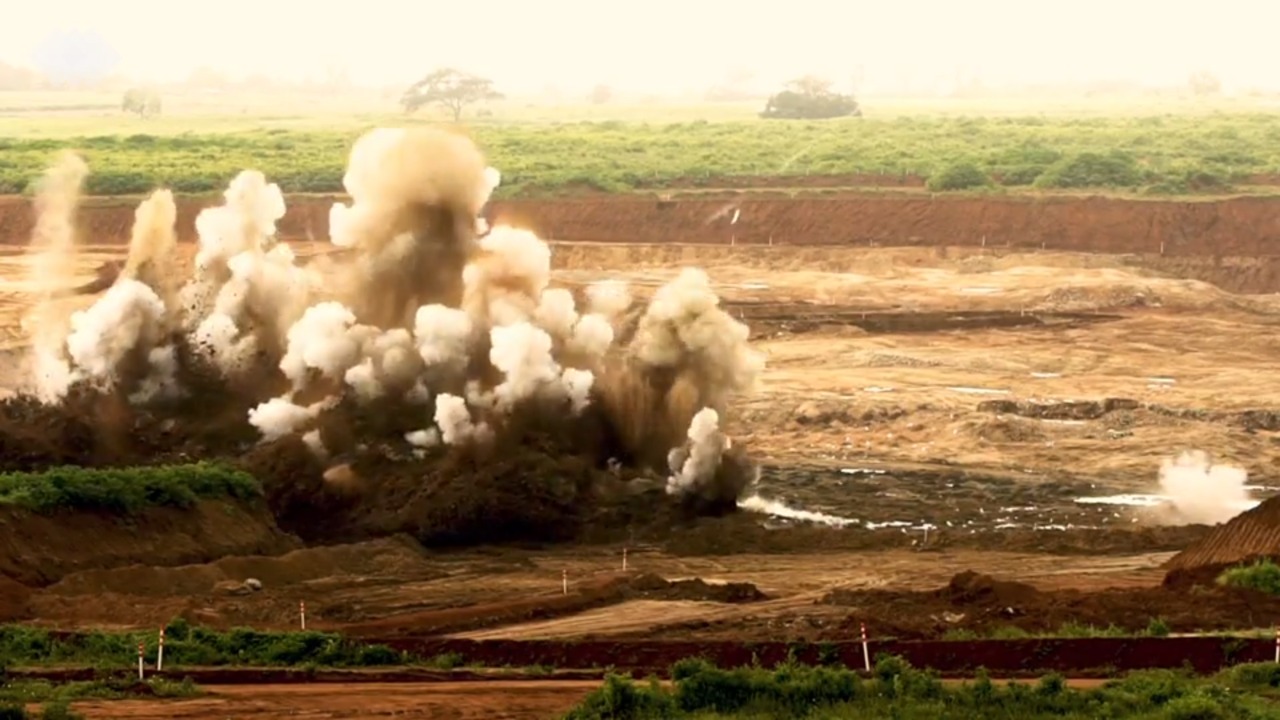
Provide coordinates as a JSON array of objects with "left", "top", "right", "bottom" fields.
[{"left": 60, "top": 680, "right": 598, "bottom": 719}]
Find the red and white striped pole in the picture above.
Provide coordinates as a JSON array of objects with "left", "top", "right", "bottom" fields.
[
  {"left": 562, "top": 569, "right": 568, "bottom": 595},
  {"left": 137, "top": 642, "right": 145, "bottom": 680},
  {"left": 157, "top": 628, "right": 165, "bottom": 672},
  {"left": 860, "top": 622, "right": 871, "bottom": 672},
  {"left": 300, "top": 601, "right": 307, "bottom": 631}
]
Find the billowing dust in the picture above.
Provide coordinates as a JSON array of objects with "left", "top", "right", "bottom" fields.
[
  {"left": 1149, "top": 450, "right": 1254, "bottom": 526},
  {"left": 11, "top": 128, "right": 764, "bottom": 544}
]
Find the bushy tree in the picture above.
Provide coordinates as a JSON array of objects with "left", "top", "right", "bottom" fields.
[
  {"left": 401, "top": 68, "right": 502, "bottom": 121},
  {"left": 121, "top": 88, "right": 161, "bottom": 118},
  {"left": 1189, "top": 70, "right": 1221, "bottom": 97},
  {"left": 761, "top": 75, "right": 860, "bottom": 119}
]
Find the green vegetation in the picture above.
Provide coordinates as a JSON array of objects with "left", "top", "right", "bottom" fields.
[
  {"left": 0, "top": 621, "right": 408, "bottom": 669},
  {"left": 0, "top": 677, "right": 199, "bottom": 705},
  {"left": 565, "top": 656, "right": 1280, "bottom": 719},
  {"left": 1219, "top": 559, "right": 1280, "bottom": 595},
  {"left": 3, "top": 112, "right": 1280, "bottom": 196},
  {"left": 0, "top": 678, "right": 200, "bottom": 719},
  {"left": 0, "top": 463, "right": 261, "bottom": 514},
  {"left": 926, "top": 161, "right": 993, "bottom": 191},
  {"left": 940, "top": 618, "right": 1178, "bottom": 641}
]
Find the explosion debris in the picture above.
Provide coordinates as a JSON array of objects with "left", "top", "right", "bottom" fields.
[{"left": 10, "top": 127, "right": 765, "bottom": 545}]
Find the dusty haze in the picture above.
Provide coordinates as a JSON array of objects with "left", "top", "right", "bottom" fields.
[{"left": 3, "top": 0, "right": 1279, "bottom": 95}]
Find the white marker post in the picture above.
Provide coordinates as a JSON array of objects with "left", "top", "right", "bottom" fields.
[
  {"left": 137, "top": 642, "right": 145, "bottom": 681},
  {"left": 157, "top": 628, "right": 165, "bottom": 672},
  {"left": 622, "top": 548, "right": 629, "bottom": 572},
  {"left": 300, "top": 601, "right": 307, "bottom": 631},
  {"left": 562, "top": 569, "right": 568, "bottom": 595},
  {"left": 1274, "top": 628, "right": 1278, "bottom": 663},
  {"left": 860, "top": 623, "right": 871, "bottom": 672}
]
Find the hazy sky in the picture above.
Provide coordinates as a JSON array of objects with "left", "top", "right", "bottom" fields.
[{"left": 2, "top": 0, "right": 1278, "bottom": 93}]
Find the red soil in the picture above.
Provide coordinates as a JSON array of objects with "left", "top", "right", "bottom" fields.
[{"left": 4, "top": 192, "right": 1280, "bottom": 259}]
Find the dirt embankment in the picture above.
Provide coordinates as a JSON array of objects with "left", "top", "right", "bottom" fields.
[
  {"left": 4, "top": 192, "right": 1280, "bottom": 257},
  {"left": 0, "top": 501, "right": 298, "bottom": 591},
  {"left": 6, "top": 191, "right": 1280, "bottom": 292}
]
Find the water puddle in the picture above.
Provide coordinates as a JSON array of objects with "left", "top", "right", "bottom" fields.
[
  {"left": 1074, "top": 494, "right": 1165, "bottom": 507},
  {"left": 737, "top": 495, "right": 858, "bottom": 528},
  {"left": 1075, "top": 494, "right": 1261, "bottom": 512}
]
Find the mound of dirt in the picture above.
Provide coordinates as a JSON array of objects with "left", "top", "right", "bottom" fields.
[
  {"left": 1164, "top": 495, "right": 1280, "bottom": 578},
  {"left": 943, "top": 570, "right": 1039, "bottom": 605},
  {"left": 823, "top": 570, "right": 1280, "bottom": 640},
  {"left": 627, "top": 572, "right": 767, "bottom": 603}
]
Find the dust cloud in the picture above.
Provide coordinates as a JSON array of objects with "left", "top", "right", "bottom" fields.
[
  {"left": 14, "top": 127, "right": 765, "bottom": 534},
  {"left": 1151, "top": 450, "right": 1255, "bottom": 526}
]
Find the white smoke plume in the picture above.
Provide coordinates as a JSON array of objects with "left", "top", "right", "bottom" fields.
[
  {"left": 18, "top": 126, "right": 763, "bottom": 515},
  {"left": 667, "top": 407, "right": 731, "bottom": 496},
  {"left": 1152, "top": 450, "right": 1254, "bottom": 525}
]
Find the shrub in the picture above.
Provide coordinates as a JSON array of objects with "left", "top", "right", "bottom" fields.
[
  {"left": 1223, "top": 661, "right": 1280, "bottom": 688},
  {"left": 1034, "top": 151, "right": 1143, "bottom": 189},
  {"left": 1217, "top": 559, "right": 1280, "bottom": 595},
  {"left": 564, "top": 674, "right": 676, "bottom": 720},
  {"left": 1147, "top": 617, "right": 1171, "bottom": 637},
  {"left": 0, "top": 463, "right": 261, "bottom": 514},
  {"left": 926, "top": 161, "right": 992, "bottom": 191}
]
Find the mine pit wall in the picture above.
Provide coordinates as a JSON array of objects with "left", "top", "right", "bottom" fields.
[
  {"left": 5, "top": 193, "right": 1280, "bottom": 292},
  {"left": 0, "top": 501, "right": 299, "bottom": 589}
]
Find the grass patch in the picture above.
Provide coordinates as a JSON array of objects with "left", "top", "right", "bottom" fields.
[
  {"left": 942, "top": 619, "right": 1174, "bottom": 641},
  {"left": 2, "top": 112, "right": 1280, "bottom": 196},
  {"left": 0, "top": 463, "right": 262, "bottom": 514},
  {"left": 0, "top": 678, "right": 200, "bottom": 720},
  {"left": 1219, "top": 560, "right": 1280, "bottom": 595},
  {"left": 0, "top": 677, "right": 201, "bottom": 704},
  {"left": 565, "top": 655, "right": 1280, "bottom": 719}
]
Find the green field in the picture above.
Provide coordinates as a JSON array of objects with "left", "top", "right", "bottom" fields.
[{"left": 3, "top": 92, "right": 1280, "bottom": 197}]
